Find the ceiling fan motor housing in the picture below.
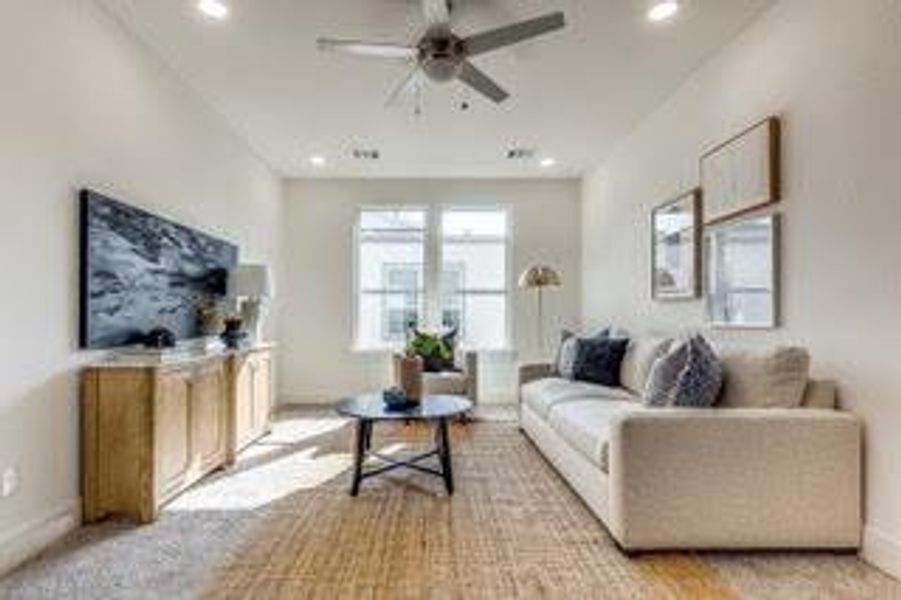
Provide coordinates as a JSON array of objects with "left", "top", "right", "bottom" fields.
[{"left": 418, "top": 34, "right": 465, "bottom": 82}]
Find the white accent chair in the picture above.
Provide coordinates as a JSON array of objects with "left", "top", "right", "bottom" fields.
[{"left": 394, "top": 350, "right": 478, "bottom": 406}]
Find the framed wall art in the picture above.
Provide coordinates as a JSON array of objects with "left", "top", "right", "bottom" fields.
[
  {"left": 705, "top": 213, "right": 780, "bottom": 329},
  {"left": 700, "top": 116, "right": 781, "bottom": 225},
  {"left": 652, "top": 188, "right": 701, "bottom": 300}
]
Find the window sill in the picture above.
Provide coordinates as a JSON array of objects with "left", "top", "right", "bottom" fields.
[
  {"left": 350, "top": 345, "right": 399, "bottom": 355},
  {"left": 467, "top": 346, "right": 517, "bottom": 357}
]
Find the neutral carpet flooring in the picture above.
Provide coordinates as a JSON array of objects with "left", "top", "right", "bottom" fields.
[{"left": 2, "top": 406, "right": 898, "bottom": 599}]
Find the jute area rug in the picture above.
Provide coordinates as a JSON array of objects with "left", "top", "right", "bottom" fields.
[{"left": 205, "top": 418, "right": 895, "bottom": 599}]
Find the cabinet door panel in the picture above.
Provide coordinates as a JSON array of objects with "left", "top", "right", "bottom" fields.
[
  {"left": 234, "top": 357, "right": 255, "bottom": 449},
  {"left": 251, "top": 355, "right": 272, "bottom": 433},
  {"left": 155, "top": 371, "right": 191, "bottom": 500},
  {"left": 191, "top": 364, "right": 227, "bottom": 472}
]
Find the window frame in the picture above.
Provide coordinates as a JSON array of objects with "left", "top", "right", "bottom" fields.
[
  {"left": 351, "top": 204, "right": 513, "bottom": 352},
  {"left": 437, "top": 204, "right": 513, "bottom": 351},
  {"left": 352, "top": 206, "right": 428, "bottom": 352}
]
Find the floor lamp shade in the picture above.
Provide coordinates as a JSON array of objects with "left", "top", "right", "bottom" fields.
[
  {"left": 518, "top": 265, "right": 562, "bottom": 289},
  {"left": 518, "top": 265, "right": 562, "bottom": 358}
]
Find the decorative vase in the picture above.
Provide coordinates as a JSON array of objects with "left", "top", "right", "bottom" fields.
[
  {"left": 221, "top": 318, "right": 246, "bottom": 349},
  {"left": 397, "top": 355, "right": 423, "bottom": 403}
]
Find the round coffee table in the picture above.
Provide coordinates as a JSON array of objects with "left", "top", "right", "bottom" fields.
[{"left": 335, "top": 394, "right": 473, "bottom": 496}]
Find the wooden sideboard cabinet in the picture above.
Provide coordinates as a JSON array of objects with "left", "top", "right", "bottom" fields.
[
  {"left": 227, "top": 347, "right": 274, "bottom": 463},
  {"left": 82, "top": 346, "right": 275, "bottom": 524}
]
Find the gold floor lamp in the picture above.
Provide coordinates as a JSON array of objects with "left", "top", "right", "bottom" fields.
[{"left": 518, "top": 265, "right": 562, "bottom": 357}]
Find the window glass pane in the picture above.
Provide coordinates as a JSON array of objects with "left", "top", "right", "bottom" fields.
[
  {"left": 357, "top": 209, "right": 425, "bottom": 347},
  {"left": 360, "top": 210, "right": 425, "bottom": 231},
  {"left": 442, "top": 210, "right": 507, "bottom": 238},
  {"left": 357, "top": 293, "right": 384, "bottom": 348},
  {"left": 440, "top": 208, "right": 508, "bottom": 347},
  {"left": 441, "top": 266, "right": 465, "bottom": 331},
  {"left": 359, "top": 242, "right": 423, "bottom": 290},
  {"left": 442, "top": 241, "right": 505, "bottom": 291}
]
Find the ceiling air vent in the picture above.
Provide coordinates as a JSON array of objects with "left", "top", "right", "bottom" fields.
[
  {"left": 507, "top": 148, "right": 536, "bottom": 160},
  {"left": 352, "top": 149, "right": 381, "bottom": 160}
]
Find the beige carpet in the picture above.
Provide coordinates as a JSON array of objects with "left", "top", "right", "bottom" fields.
[{"left": 2, "top": 408, "right": 898, "bottom": 599}]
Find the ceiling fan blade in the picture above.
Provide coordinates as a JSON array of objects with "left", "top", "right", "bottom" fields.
[
  {"left": 422, "top": 0, "right": 451, "bottom": 27},
  {"left": 317, "top": 38, "right": 418, "bottom": 60},
  {"left": 457, "top": 61, "right": 509, "bottom": 104},
  {"left": 462, "top": 12, "right": 566, "bottom": 57},
  {"left": 385, "top": 66, "right": 423, "bottom": 107}
]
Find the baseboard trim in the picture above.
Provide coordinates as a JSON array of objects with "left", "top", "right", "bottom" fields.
[
  {"left": 862, "top": 524, "right": 901, "bottom": 580},
  {"left": 0, "top": 499, "right": 81, "bottom": 577}
]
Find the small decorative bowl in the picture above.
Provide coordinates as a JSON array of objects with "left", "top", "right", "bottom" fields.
[{"left": 383, "top": 388, "right": 414, "bottom": 411}]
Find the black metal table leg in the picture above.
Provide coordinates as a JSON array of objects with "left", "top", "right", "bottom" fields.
[
  {"left": 350, "top": 419, "right": 369, "bottom": 496},
  {"left": 364, "top": 419, "right": 373, "bottom": 451},
  {"left": 437, "top": 418, "right": 454, "bottom": 495}
]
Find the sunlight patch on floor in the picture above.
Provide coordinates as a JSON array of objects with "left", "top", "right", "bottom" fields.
[
  {"left": 167, "top": 447, "right": 352, "bottom": 511},
  {"left": 263, "top": 416, "right": 349, "bottom": 445}
]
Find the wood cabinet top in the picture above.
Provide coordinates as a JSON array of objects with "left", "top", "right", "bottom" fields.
[{"left": 85, "top": 343, "right": 275, "bottom": 371}]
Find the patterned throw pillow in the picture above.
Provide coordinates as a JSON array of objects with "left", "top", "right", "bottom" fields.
[
  {"left": 644, "top": 335, "right": 724, "bottom": 407},
  {"left": 572, "top": 336, "right": 630, "bottom": 387},
  {"left": 555, "top": 329, "right": 611, "bottom": 379}
]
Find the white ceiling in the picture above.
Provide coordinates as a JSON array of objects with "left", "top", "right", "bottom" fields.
[{"left": 97, "top": 0, "right": 774, "bottom": 178}]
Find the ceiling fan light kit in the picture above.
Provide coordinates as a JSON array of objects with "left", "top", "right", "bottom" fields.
[{"left": 317, "top": 0, "right": 566, "bottom": 108}]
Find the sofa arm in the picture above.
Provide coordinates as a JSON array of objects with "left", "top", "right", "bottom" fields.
[
  {"left": 518, "top": 363, "right": 553, "bottom": 388},
  {"left": 607, "top": 409, "right": 862, "bottom": 550}
]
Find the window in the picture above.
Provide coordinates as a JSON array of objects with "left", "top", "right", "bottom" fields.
[
  {"left": 440, "top": 209, "right": 509, "bottom": 349},
  {"left": 355, "top": 207, "right": 509, "bottom": 350},
  {"left": 356, "top": 209, "right": 425, "bottom": 349}
]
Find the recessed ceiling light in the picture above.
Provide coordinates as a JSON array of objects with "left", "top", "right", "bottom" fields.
[
  {"left": 198, "top": 0, "right": 229, "bottom": 20},
  {"left": 309, "top": 155, "right": 326, "bottom": 167},
  {"left": 647, "top": 0, "right": 679, "bottom": 22},
  {"left": 540, "top": 158, "right": 557, "bottom": 168}
]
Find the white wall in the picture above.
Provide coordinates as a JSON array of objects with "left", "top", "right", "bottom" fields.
[
  {"left": 581, "top": 0, "right": 901, "bottom": 578},
  {"left": 0, "top": 0, "right": 281, "bottom": 572},
  {"left": 279, "top": 178, "right": 582, "bottom": 404}
]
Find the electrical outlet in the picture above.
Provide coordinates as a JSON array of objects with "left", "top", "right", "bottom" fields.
[{"left": 1, "top": 466, "right": 20, "bottom": 498}]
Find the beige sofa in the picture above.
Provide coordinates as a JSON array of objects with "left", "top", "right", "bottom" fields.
[{"left": 518, "top": 337, "right": 862, "bottom": 551}]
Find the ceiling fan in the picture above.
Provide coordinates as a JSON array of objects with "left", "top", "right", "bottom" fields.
[{"left": 317, "top": 0, "right": 566, "bottom": 106}]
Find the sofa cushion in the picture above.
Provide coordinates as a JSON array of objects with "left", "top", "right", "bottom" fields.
[
  {"left": 718, "top": 346, "right": 811, "bottom": 408},
  {"left": 620, "top": 336, "right": 673, "bottom": 394},
  {"left": 547, "top": 399, "right": 643, "bottom": 470},
  {"left": 572, "top": 336, "right": 630, "bottom": 387},
  {"left": 521, "top": 378, "right": 637, "bottom": 419},
  {"left": 644, "top": 336, "right": 723, "bottom": 408}
]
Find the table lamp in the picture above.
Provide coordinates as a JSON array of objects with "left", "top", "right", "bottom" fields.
[{"left": 228, "top": 264, "right": 273, "bottom": 345}]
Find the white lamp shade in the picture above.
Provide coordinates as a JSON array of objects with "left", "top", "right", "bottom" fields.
[{"left": 228, "top": 264, "right": 273, "bottom": 298}]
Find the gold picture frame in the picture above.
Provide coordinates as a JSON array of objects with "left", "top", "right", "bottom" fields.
[
  {"left": 700, "top": 116, "right": 781, "bottom": 225},
  {"left": 651, "top": 188, "right": 701, "bottom": 300}
]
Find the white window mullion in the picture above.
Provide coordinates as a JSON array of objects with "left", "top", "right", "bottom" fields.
[{"left": 424, "top": 207, "right": 442, "bottom": 331}]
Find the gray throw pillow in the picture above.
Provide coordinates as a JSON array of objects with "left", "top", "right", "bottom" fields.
[
  {"left": 554, "top": 329, "right": 610, "bottom": 379},
  {"left": 555, "top": 331, "right": 578, "bottom": 379},
  {"left": 644, "top": 335, "right": 724, "bottom": 408}
]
